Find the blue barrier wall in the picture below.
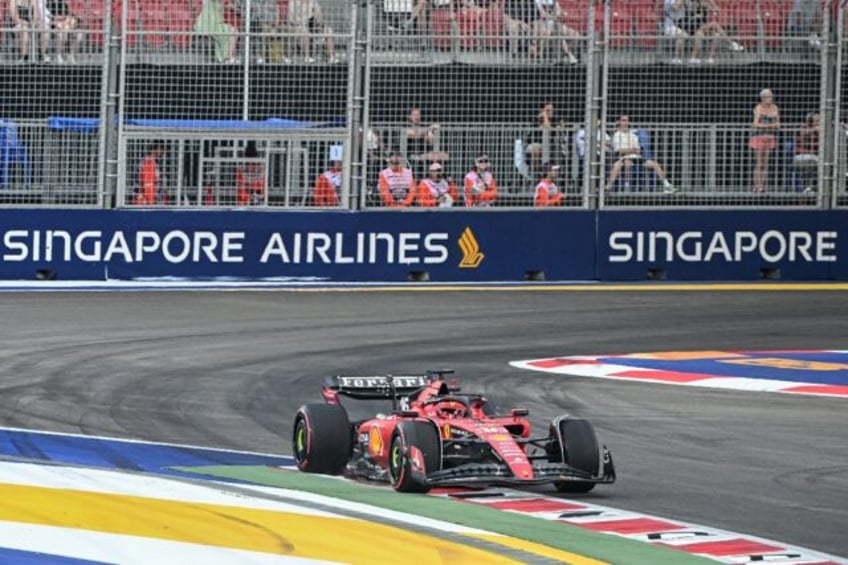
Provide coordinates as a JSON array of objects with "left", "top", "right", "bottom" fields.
[
  {"left": 0, "top": 210, "right": 597, "bottom": 281},
  {"left": 598, "top": 211, "right": 847, "bottom": 281},
  {"left": 0, "top": 209, "right": 843, "bottom": 281}
]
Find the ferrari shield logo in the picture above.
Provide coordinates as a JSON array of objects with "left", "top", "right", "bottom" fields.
[
  {"left": 442, "top": 423, "right": 452, "bottom": 439},
  {"left": 369, "top": 426, "right": 384, "bottom": 456},
  {"left": 458, "top": 227, "right": 484, "bottom": 269}
]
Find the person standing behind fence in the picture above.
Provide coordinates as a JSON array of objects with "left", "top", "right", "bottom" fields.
[
  {"left": 135, "top": 142, "right": 165, "bottom": 205},
  {"left": 750, "top": 88, "right": 780, "bottom": 193},
  {"left": 313, "top": 157, "right": 343, "bottom": 206},
  {"left": 464, "top": 153, "right": 497, "bottom": 206},
  {"left": 418, "top": 162, "right": 458, "bottom": 207},
  {"left": 794, "top": 112, "right": 819, "bottom": 193},
  {"left": 534, "top": 163, "right": 563, "bottom": 206},
  {"left": 405, "top": 106, "right": 448, "bottom": 179},
  {"left": 379, "top": 150, "right": 416, "bottom": 207},
  {"left": 236, "top": 142, "right": 266, "bottom": 205}
]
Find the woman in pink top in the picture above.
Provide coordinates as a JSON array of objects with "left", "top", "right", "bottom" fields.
[{"left": 749, "top": 88, "right": 780, "bottom": 193}]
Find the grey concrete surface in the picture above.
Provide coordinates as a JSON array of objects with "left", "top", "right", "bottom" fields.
[{"left": 0, "top": 290, "right": 845, "bottom": 556}]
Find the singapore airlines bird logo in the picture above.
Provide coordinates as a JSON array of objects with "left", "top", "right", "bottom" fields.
[{"left": 458, "top": 227, "right": 484, "bottom": 268}]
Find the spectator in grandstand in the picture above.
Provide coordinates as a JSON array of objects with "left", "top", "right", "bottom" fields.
[
  {"left": 464, "top": 153, "right": 497, "bottom": 206},
  {"left": 235, "top": 142, "right": 266, "bottom": 205},
  {"left": 534, "top": 162, "right": 563, "bottom": 206},
  {"left": 531, "top": 0, "right": 579, "bottom": 64},
  {"left": 379, "top": 150, "right": 416, "bottom": 207},
  {"left": 8, "top": 0, "right": 48, "bottom": 62},
  {"left": 405, "top": 106, "right": 449, "bottom": 178},
  {"left": 287, "top": 0, "right": 337, "bottom": 63},
  {"left": 47, "top": 0, "right": 82, "bottom": 63},
  {"left": 749, "top": 88, "right": 780, "bottom": 193},
  {"left": 787, "top": 0, "right": 823, "bottom": 51},
  {"left": 794, "top": 112, "right": 819, "bottom": 193},
  {"left": 605, "top": 114, "right": 676, "bottom": 193},
  {"left": 664, "top": 0, "right": 743, "bottom": 64},
  {"left": 418, "top": 162, "right": 458, "bottom": 207},
  {"left": 195, "top": 0, "right": 237, "bottom": 63},
  {"left": 502, "top": 0, "right": 535, "bottom": 58},
  {"left": 663, "top": 0, "right": 688, "bottom": 63},
  {"left": 239, "top": 0, "right": 278, "bottom": 63},
  {"left": 685, "top": 0, "right": 745, "bottom": 64},
  {"left": 313, "top": 157, "right": 343, "bottom": 206},
  {"left": 526, "top": 101, "right": 553, "bottom": 172},
  {"left": 134, "top": 141, "right": 166, "bottom": 205}
]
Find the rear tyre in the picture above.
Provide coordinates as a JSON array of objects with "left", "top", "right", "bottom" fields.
[
  {"left": 551, "top": 417, "right": 600, "bottom": 493},
  {"left": 292, "top": 403, "right": 352, "bottom": 475},
  {"left": 388, "top": 421, "right": 441, "bottom": 493}
]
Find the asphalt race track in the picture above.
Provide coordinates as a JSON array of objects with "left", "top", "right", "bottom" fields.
[{"left": 0, "top": 289, "right": 846, "bottom": 558}]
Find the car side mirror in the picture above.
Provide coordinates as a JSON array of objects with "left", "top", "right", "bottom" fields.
[{"left": 511, "top": 408, "right": 529, "bottom": 418}]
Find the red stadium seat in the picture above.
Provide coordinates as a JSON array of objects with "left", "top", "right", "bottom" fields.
[
  {"left": 558, "top": 0, "right": 587, "bottom": 33},
  {"left": 167, "top": 4, "right": 195, "bottom": 50},
  {"left": 760, "top": 0, "right": 786, "bottom": 48},
  {"left": 456, "top": 8, "right": 480, "bottom": 49},
  {"left": 594, "top": 2, "right": 630, "bottom": 47},
  {"left": 79, "top": 0, "right": 105, "bottom": 49},
  {"left": 429, "top": 8, "right": 454, "bottom": 50},
  {"left": 141, "top": 4, "right": 168, "bottom": 49},
  {"left": 728, "top": 2, "right": 759, "bottom": 49},
  {"left": 111, "top": 0, "right": 140, "bottom": 48},
  {"left": 480, "top": 5, "right": 503, "bottom": 48}
]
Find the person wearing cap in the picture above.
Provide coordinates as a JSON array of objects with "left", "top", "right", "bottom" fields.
[
  {"left": 313, "top": 158, "right": 343, "bottom": 206},
  {"left": 464, "top": 153, "right": 497, "bottom": 207},
  {"left": 534, "top": 163, "right": 563, "bottom": 207},
  {"left": 236, "top": 142, "right": 266, "bottom": 206},
  {"left": 379, "top": 151, "right": 416, "bottom": 207},
  {"left": 750, "top": 88, "right": 780, "bottom": 193},
  {"left": 418, "top": 162, "right": 458, "bottom": 208}
]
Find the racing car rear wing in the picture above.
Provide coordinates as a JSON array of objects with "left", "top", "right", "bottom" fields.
[{"left": 323, "top": 374, "right": 432, "bottom": 400}]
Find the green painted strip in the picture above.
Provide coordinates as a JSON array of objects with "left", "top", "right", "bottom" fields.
[{"left": 175, "top": 465, "right": 716, "bottom": 565}]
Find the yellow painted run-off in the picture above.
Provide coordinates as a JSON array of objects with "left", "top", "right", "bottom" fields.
[
  {"left": 0, "top": 483, "right": 602, "bottom": 564},
  {"left": 471, "top": 533, "right": 609, "bottom": 565}
]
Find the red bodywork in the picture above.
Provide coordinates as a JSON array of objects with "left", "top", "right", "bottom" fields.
[{"left": 324, "top": 377, "right": 535, "bottom": 480}]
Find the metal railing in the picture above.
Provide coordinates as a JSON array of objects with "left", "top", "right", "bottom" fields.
[{"left": 0, "top": 0, "right": 843, "bottom": 209}]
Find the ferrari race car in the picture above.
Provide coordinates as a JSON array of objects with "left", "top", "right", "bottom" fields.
[{"left": 292, "top": 371, "right": 616, "bottom": 493}]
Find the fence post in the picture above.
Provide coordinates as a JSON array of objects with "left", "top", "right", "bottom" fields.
[
  {"left": 349, "top": 0, "right": 369, "bottom": 209},
  {"left": 583, "top": 0, "right": 604, "bottom": 208},
  {"left": 98, "top": 0, "right": 119, "bottom": 208},
  {"left": 821, "top": 0, "right": 838, "bottom": 208}
]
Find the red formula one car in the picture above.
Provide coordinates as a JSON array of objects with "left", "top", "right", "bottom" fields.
[{"left": 292, "top": 371, "right": 616, "bottom": 493}]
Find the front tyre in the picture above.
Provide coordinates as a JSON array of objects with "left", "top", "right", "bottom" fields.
[
  {"left": 292, "top": 403, "right": 352, "bottom": 475},
  {"left": 388, "top": 421, "right": 441, "bottom": 493},
  {"left": 550, "top": 416, "right": 602, "bottom": 493}
]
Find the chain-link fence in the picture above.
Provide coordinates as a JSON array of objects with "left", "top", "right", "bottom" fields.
[
  {"left": 0, "top": 0, "right": 842, "bottom": 209},
  {"left": 836, "top": 0, "right": 847, "bottom": 208}
]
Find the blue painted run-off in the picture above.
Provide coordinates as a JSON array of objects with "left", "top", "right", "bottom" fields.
[
  {"left": 0, "top": 548, "right": 112, "bottom": 565},
  {"left": 0, "top": 429, "right": 293, "bottom": 479},
  {"left": 596, "top": 351, "right": 848, "bottom": 385}
]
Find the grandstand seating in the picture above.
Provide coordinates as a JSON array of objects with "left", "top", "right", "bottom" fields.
[
  {"left": 0, "top": 0, "right": 816, "bottom": 58},
  {"left": 430, "top": 8, "right": 453, "bottom": 50},
  {"left": 168, "top": 3, "right": 195, "bottom": 50}
]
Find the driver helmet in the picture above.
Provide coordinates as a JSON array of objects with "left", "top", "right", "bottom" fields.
[{"left": 435, "top": 400, "right": 467, "bottom": 419}]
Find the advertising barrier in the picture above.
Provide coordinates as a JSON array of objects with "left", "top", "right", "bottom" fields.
[
  {"left": 0, "top": 210, "right": 844, "bottom": 282},
  {"left": 598, "top": 211, "right": 847, "bottom": 281},
  {"left": 0, "top": 210, "right": 596, "bottom": 282}
]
